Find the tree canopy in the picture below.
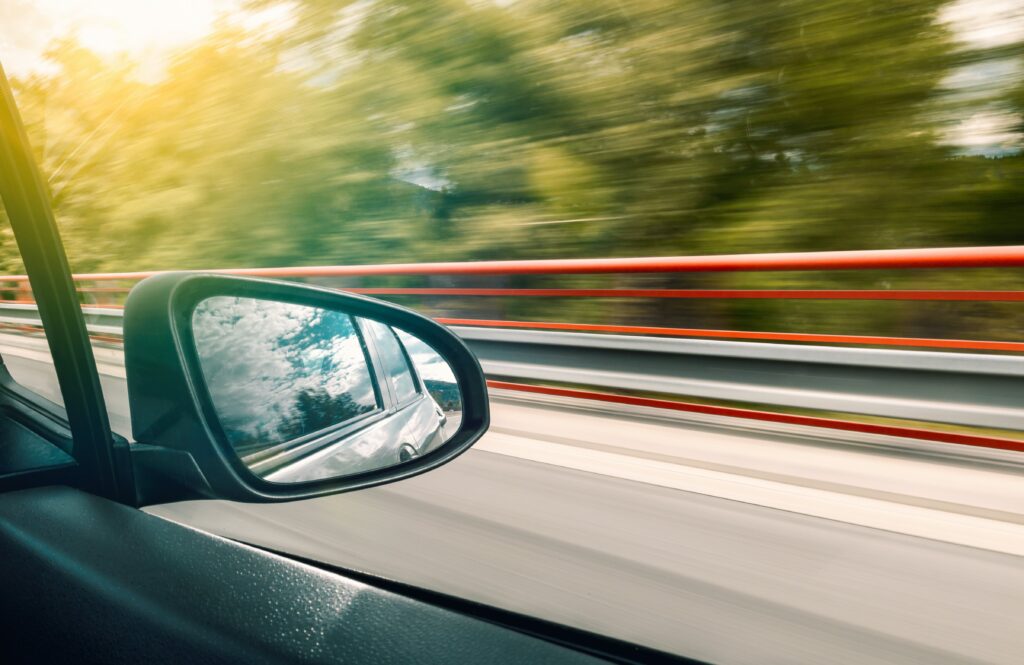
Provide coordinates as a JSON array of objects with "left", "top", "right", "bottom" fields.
[{"left": 0, "top": 0, "right": 1022, "bottom": 335}]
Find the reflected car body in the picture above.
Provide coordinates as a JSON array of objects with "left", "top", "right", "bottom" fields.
[{"left": 241, "top": 321, "right": 450, "bottom": 483}]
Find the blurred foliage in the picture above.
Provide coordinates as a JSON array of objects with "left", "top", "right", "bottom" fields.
[{"left": 1, "top": 0, "right": 1023, "bottom": 335}]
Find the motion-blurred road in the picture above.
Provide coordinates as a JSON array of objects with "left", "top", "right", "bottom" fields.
[{"left": 3, "top": 333, "right": 1023, "bottom": 664}]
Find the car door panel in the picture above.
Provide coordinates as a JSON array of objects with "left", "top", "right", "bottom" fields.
[{"left": 0, "top": 485, "right": 601, "bottom": 665}]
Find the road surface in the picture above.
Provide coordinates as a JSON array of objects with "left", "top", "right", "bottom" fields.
[{"left": 3, "top": 334, "right": 1023, "bottom": 664}]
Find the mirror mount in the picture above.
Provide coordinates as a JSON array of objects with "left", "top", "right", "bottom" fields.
[{"left": 123, "top": 272, "right": 489, "bottom": 506}]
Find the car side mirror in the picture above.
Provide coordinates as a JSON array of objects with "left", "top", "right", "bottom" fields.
[{"left": 122, "top": 273, "right": 489, "bottom": 505}]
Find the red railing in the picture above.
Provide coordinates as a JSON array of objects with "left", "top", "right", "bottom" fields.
[
  {"left": 488, "top": 382, "right": 1024, "bottom": 454},
  {"left": 3, "top": 245, "right": 1024, "bottom": 352},
  {"left": 2, "top": 245, "right": 1024, "bottom": 452},
  {"left": 3, "top": 244, "right": 1022, "bottom": 281}
]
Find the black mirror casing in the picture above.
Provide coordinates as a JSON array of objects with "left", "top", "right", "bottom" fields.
[{"left": 123, "top": 272, "right": 489, "bottom": 505}]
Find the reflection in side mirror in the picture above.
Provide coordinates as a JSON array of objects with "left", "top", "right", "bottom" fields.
[{"left": 192, "top": 296, "right": 462, "bottom": 484}]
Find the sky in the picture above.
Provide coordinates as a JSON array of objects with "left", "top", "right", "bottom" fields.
[
  {"left": 941, "top": 0, "right": 1024, "bottom": 48},
  {"left": 0, "top": 0, "right": 289, "bottom": 80}
]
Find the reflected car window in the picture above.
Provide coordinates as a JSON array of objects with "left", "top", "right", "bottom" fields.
[
  {"left": 193, "top": 297, "right": 380, "bottom": 451},
  {"left": 364, "top": 320, "right": 419, "bottom": 406},
  {"left": 395, "top": 329, "right": 462, "bottom": 414}
]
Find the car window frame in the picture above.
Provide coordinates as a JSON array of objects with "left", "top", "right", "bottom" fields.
[{"left": 360, "top": 319, "right": 423, "bottom": 412}]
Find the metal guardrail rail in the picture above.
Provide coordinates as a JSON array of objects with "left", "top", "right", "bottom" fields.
[
  {"left": 2, "top": 246, "right": 1023, "bottom": 452},
  {"left": 3, "top": 302, "right": 1022, "bottom": 432},
  {"left": 0, "top": 302, "right": 124, "bottom": 337},
  {"left": 455, "top": 326, "right": 1024, "bottom": 431}
]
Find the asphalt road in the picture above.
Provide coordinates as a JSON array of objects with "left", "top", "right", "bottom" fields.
[{"left": 3, "top": 334, "right": 1023, "bottom": 664}]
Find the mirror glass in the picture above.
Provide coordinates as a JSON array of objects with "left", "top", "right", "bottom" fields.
[{"left": 191, "top": 296, "right": 462, "bottom": 483}]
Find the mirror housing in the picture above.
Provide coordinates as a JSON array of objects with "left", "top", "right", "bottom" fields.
[{"left": 123, "top": 272, "right": 489, "bottom": 505}]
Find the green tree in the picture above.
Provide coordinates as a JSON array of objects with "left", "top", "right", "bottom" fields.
[{"left": 2, "top": 0, "right": 1023, "bottom": 337}]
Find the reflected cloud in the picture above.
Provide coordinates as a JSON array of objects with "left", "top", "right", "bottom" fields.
[{"left": 193, "top": 297, "right": 378, "bottom": 450}]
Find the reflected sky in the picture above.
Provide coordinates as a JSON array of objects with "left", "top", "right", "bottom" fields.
[
  {"left": 395, "top": 328, "right": 461, "bottom": 415},
  {"left": 395, "top": 329, "right": 457, "bottom": 385},
  {"left": 193, "top": 296, "right": 378, "bottom": 450}
]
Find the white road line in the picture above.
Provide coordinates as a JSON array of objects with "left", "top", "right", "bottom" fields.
[{"left": 476, "top": 432, "right": 1024, "bottom": 556}]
